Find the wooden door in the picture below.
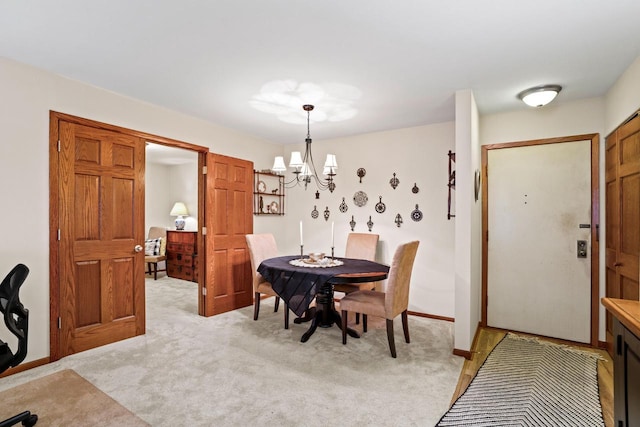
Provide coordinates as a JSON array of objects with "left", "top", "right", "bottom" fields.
[
  {"left": 606, "top": 114, "right": 640, "bottom": 350},
  {"left": 57, "top": 121, "right": 145, "bottom": 356},
  {"left": 203, "top": 153, "right": 253, "bottom": 316}
]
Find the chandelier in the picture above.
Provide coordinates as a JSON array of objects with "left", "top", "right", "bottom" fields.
[{"left": 272, "top": 104, "right": 337, "bottom": 192}]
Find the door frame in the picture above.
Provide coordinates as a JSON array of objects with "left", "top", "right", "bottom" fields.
[
  {"left": 481, "top": 133, "right": 600, "bottom": 346},
  {"left": 49, "top": 111, "right": 209, "bottom": 361}
]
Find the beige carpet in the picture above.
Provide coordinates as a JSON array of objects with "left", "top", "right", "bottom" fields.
[{"left": 0, "top": 369, "right": 149, "bottom": 426}]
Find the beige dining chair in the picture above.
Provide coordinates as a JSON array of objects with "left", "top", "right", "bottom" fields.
[
  {"left": 339, "top": 240, "right": 419, "bottom": 358},
  {"left": 245, "top": 233, "right": 289, "bottom": 329},
  {"left": 145, "top": 226, "right": 167, "bottom": 280},
  {"left": 334, "top": 233, "right": 379, "bottom": 324}
]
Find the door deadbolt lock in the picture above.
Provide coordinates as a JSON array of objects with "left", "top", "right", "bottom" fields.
[{"left": 577, "top": 240, "right": 587, "bottom": 258}]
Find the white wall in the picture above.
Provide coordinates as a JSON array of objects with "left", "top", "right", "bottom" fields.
[
  {"left": 278, "top": 122, "right": 456, "bottom": 318},
  {"left": 453, "top": 90, "right": 482, "bottom": 353},
  {"left": 145, "top": 162, "right": 173, "bottom": 230},
  {"left": 605, "top": 56, "right": 640, "bottom": 135},
  {"left": 0, "top": 57, "right": 284, "bottom": 362}
]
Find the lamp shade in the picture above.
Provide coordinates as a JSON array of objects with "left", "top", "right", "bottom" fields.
[
  {"left": 272, "top": 156, "right": 286, "bottom": 173},
  {"left": 289, "top": 151, "right": 303, "bottom": 168},
  {"left": 518, "top": 85, "right": 562, "bottom": 107},
  {"left": 170, "top": 202, "right": 189, "bottom": 216}
]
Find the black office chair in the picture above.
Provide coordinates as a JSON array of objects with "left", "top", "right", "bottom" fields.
[{"left": 0, "top": 264, "right": 38, "bottom": 427}]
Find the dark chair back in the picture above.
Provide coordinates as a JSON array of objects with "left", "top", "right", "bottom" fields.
[{"left": 0, "top": 263, "right": 30, "bottom": 372}]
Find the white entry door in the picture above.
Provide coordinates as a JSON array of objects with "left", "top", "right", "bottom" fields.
[{"left": 486, "top": 140, "right": 592, "bottom": 343}]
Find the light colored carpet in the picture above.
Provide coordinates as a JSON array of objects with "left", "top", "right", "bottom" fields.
[
  {"left": 437, "top": 333, "right": 605, "bottom": 426},
  {"left": 0, "top": 369, "right": 149, "bottom": 426},
  {"left": 0, "top": 276, "right": 463, "bottom": 426}
]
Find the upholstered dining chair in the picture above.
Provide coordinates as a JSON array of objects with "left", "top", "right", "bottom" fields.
[
  {"left": 145, "top": 226, "right": 167, "bottom": 280},
  {"left": 339, "top": 240, "right": 419, "bottom": 358},
  {"left": 334, "top": 233, "right": 379, "bottom": 324},
  {"left": 245, "top": 233, "right": 289, "bottom": 329}
]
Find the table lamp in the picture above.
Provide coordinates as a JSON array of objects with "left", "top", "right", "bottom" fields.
[{"left": 170, "top": 202, "right": 189, "bottom": 230}]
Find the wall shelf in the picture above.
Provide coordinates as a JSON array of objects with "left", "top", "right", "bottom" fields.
[{"left": 253, "top": 170, "right": 285, "bottom": 215}]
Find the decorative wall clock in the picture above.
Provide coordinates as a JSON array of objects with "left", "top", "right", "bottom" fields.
[{"left": 411, "top": 204, "right": 423, "bottom": 222}]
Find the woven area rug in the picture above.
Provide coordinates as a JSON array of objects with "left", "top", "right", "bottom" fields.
[
  {"left": 0, "top": 369, "right": 149, "bottom": 426},
  {"left": 437, "top": 333, "right": 605, "bottom": 426}
]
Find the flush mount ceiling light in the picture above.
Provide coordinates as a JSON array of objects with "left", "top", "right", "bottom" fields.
[{"left": 517, "top": 85, "right": 562, "bottom": 107}]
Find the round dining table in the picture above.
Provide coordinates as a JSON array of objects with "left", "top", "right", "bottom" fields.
[{"left": 257, "top": 255, "right": 389, "bottom": 342}]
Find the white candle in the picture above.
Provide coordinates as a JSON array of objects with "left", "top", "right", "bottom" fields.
[
  {"left": 331, "top": 221, "right": 335, "bottom": 247},
  {"left": 300, "top": 220, "right": 303, "bottom": 246}
]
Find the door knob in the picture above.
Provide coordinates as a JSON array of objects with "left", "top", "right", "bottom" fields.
[{"left": 134, "top": 245, "right": 143, "bottom": 253}]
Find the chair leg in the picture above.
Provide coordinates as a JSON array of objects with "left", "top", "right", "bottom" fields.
[
  {"left": 386, "top": 319, "right": 397, "bottom": 358},
  {"left": 363, "top": 314, "right": 368, "bottom": 333},
  {"left": 341, "top": 310, "right": 348, "bottom": 344},
  {"left": 284, "top": 303, "right": 289, "bottom": 329},
  {"left": 402, "top": 310, "right": 410, "bottom": 343},
  {"left": 153, "top": 262, "right": 158, "bottom": 280},
  {"left": 253, "top": 292, "right": 261, "bottom": 320},
  {"left": 355, "top": 312, "right": 360, "bottom": 324},
  {"left": 274, "top": 296, "right": 280, "bottom": 312}
]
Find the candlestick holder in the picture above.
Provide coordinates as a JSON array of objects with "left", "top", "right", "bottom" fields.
[
  {"left": 331, "top": 247, "right": 334, "bottom": 259},
  {"left": 300, "top": 245, "right": 304, "bottom": 260}
]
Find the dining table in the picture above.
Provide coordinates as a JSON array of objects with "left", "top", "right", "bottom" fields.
[{"left": 257, "top": 255, "right": 389, "bottom": 342}]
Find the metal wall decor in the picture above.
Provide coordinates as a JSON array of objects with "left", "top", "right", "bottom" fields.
[
  {"left": 389, "top": 172, "right": 400, "bottom": 190},
  {"left": 411, "top": 204, "right": 423, "bottom": 222},
  {"left": 339, "top": 197, "right": 348, "bottom": 213},
  {"left": 367, "top": 216, "right": 374, "bottom": 232},
  {"left": 311, "top": 205, "right": 319, "bottom": 219},
  {"left": 315, "top": 190, "right": 320, "bottom": 200},
  {"left": 353, "top": 190, "right": 368, "bottom": 207},
  {"left": 395, "top": 213, "right": 403, "bottom": 227},
  {"left": 375, "top": 196, "right": 386, "bottom": 213},
  {"left": 412, "top": 183, "right": 419, "bottom": 194},
  {"left": 324, "top": 206, "right": 330, "bottom": 221},
  {"left": 357, "top": 167, "right": 366, "bottom": 183},
  {"left": 349, "top": 215, "right": 356, "bottom": 231}
]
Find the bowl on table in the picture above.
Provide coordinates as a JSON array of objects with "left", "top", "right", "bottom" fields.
[{"left": 308, "top": 252, "right": 325, "bottom": 262}]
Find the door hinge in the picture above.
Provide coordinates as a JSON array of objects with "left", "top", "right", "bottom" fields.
[
  {"left": 202, "top": 227, "right": 207, "bottom": 235},
  {"left": 202, "top": 166, "right": 207, "bottom": 175},
  {"left": 486, "top": 230, "right": 489, "bottom": 241},
  {"left": 57, "top": 229, "right": 61, "bottom": 241},
  {"left": 57, "top": 140, "right": 61, "bottom": 152},
  {"left": 202, "top": 287, "right": 207, "bottom": 296},
  {"left": 58, "top": 317, "right": 61, "bottom": 329}
]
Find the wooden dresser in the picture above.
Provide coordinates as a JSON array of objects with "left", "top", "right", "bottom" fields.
[{"left": 166, "top": 230, "right": 198, "bottom": 282}]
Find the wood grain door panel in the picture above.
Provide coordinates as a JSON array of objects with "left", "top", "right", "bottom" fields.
[
  {"left": 204, "top": 153, "right": 253, "bottom": 316},
  {"left": 58, "top": 121, "right": 145, "bottom": 356}
]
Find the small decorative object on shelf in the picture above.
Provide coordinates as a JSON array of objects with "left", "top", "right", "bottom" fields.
[
  {"left": 353, "top": 190, "right": 368, "bottom": 207},
  {"left": 339, "top": 197, "right": 348, "bottom": 213},
  {"left": 253, "top": 170, "right": 285, "bottom": 216},
  {"left": 367, "top": 215, "right": 374, "bottom": 232},
  {"left": 349, "top": 215, "right": 356, "bottom": 231},
  {"left": 448, "top": 150, "right": 456, "bottom": 220},
  {"left": 375, "top": 196, "right": 386, "bottom": 213},
  {"left": 311, "top": 205, "right": 319, "bottom": 219},
  {"left": 324, "top": 206, "right": 330, "bottom": 221},
  {"left": 411, "top": 204, "right": 423, "bottom": 222},
  {"left": 412, "top": 183, "right": 419, "bottom": 194},
  {"left": 395, "top": 213, "right": 403, "bottom": 227},
  {"left": 357, "top": 167, "right": 366, "bottom": 183},
  {"left": 390, "top": 172, "right": 400, "bottom": 190}
]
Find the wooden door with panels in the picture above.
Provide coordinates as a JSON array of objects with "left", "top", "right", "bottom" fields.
[
  {"left": 605, "top": 113, "right": 640, "bottom": 351},
  {"left": 203, "top": 153, "right": 254, "bottom": 316},
  {"left": 53, "top": 116, "right": 146, "bottom": 358}
]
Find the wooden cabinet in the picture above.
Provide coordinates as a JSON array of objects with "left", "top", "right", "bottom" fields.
[
  {"left": 603, "top": 298, "right": 640, "bottom": 427},
  {"left": 166, "top": 230, "right": 198, "bottom": 282},
  {"left": 253, "top": 170, "right": 285, "bottom": 215}
]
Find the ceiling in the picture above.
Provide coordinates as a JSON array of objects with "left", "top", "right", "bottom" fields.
[{"left": 2, "top": 1, "right": 640, "bottom": 145}]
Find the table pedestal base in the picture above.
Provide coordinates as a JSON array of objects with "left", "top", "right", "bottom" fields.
[{"left": 294, "top": 283, "right": 359, "bottom": 342}]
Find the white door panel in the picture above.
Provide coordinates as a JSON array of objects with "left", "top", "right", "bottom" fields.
[{"left": 487, "top": 140, "right": 591, "bottom": 343}]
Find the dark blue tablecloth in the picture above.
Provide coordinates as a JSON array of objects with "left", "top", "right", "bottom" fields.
[{"left": 257, "top": 255, "right": 389, "bottom": 317}]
